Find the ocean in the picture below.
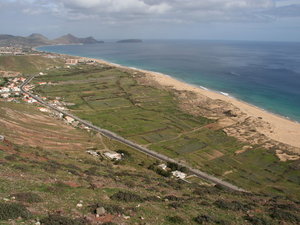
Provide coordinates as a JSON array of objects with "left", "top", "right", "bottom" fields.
[{"left": 37, "top": 40, "right": 300, "bottom": 122}]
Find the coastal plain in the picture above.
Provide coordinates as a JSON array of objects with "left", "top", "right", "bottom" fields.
[{"left": 32, "top": 58, "right": 300, "bottom": 200}]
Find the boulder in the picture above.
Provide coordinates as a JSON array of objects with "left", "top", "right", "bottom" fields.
[{"left": 96, "top": 207, "right": 106, "bottom": 216}]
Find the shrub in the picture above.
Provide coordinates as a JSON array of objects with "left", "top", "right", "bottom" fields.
[
  {"left": 0, "top": 202, "right": 31, "bottom": 220},
  {"left": 214, "top": 200, "right": 251, "bottom": 211},
  {"left": 40, "top": 215, "right": 88, "bottom": 225},
  {"left": 4, "top": 155, "right": 18, "bottom": 161},
  {"left": 194, "top": 215, "right": 213, "bottom": 224},
  {"left": 12, "top": 164, "right": 29, "bottom": 171},
  {"left": 144, "top": 196, "right": 163, "bottom": 202},
  {"left": 111, "top": 191, "right": 144, "bottom": 202},
  {"left": 193, "top": 214, "right": 229, "bottom": 225},
  {"left": 116, "top": 150, "right": 131, "bottom": 159},
  {"left": 168, "top": 202, "right": 182, "bottom": 209},
  {"left": 84, "top": 167, "right": 99, "bottom": 176},
  {"left": 167, "top": 216, "right": 184, "bottom": 224},
  {"left": 269, "top": 208, "right": 300, "bottom": 223},
  {"left": 11, "top": 192, "right": 43, "bottom": 203},
  {"left": 166, "top": 162, "right": 188, "bottom": 173},
  {"left": 89, "top": 203, "right": 124, "bottom": 215},
  {"left": 244, "top": 215, "right": 272, "bottom": 225},
  {"left": 148, "top": 163, "right": 171, "bottom": 177},
  {"left": 164, "top": 195, "right": 181, "bottom": 201},
  {"left": 156, "top": 168, "right": 171, "bottom": 177}
]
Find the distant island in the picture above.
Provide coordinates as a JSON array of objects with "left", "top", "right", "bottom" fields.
[
  {"left": 117, "top": 39, "right": 142, "bottom": 43},
  {"left": 0, "top": 33, "right": 104, "bottom": 47}
]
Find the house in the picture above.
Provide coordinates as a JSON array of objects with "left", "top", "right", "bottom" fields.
[
  {"left": 86, "top": 150, "right": 99, "bottom": 157},
  {"left": 103, "top": 151, "right": 122, "bottom": 161},
  {"left": 38, "top": 82, "right": 47, "bottom": 85},
  {"left": 65, "top": 116, "right": 75, "bottom": 124},
  {"left": 11, "top": 87, "right": 20, "bottom": 92},
  {"left": 171, "top": 170, "right": 187, "bottom": 179},
  {"left": 158, "top": 163, "right": 167, "bottom": 170},
  {"left": 38, "top": 107, "right": 50, "bottom": 113},
  {"left": 27, "top": 98, "right": 37, "bottom": 104},
  {"left": 0, "top": 87, "right": 10, "bottom": 93},
  {"left": 0, "top": 135, "right": 4, "bottom": 142},
  {"left": 1, "top": 93, "right": 10, "bottom": 98},
  {"left": 66, "top": 59, "right": 79, "bottom": 65}
]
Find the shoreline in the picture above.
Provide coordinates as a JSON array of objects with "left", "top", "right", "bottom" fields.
[
  {"left": 34, "top": 47, "right": 300, "bottom": 150},
  {"left": 88, "top": 58, "right": 300, "bottom": 150}
]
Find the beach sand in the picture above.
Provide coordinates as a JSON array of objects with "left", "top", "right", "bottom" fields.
[{"left": 85, "top": 57, "right": 300, "bottom": 153}]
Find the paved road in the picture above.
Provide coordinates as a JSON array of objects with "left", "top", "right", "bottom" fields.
[{"left": 20, "top": 75, "right": 247, "bottom": 192}]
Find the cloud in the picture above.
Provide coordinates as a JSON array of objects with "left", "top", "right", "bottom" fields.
[{"left": 1, "top": 0, "right": 300, "bottom": 24}]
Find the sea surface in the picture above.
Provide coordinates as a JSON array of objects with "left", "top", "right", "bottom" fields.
[{"left": 38, "top": 40, "right": 300, "bottom": 122}]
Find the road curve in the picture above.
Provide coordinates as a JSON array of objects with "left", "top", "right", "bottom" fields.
[{"left": 20, "top": 75, "right": 247, "bottom": 193}]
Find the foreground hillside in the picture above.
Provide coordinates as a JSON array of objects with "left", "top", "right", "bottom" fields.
[
  {"left": 0, "top": 54, "right": 299, "bottom": 224},
  {"left": 0, "top": 101, "right": 300, "bottom": 225}
]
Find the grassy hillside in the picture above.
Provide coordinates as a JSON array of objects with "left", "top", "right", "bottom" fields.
[
  {"left": 0, "top": 55, "right": 64, "bottom": 74},
  {"left": 0, "top": 101, "right": 300, "bottom": 224},
  {"left": 33, "top": 64, "right": 300, "bottom": 200}
]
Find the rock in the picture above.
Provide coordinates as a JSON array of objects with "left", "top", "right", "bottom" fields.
[
  {"left": 123, "top": 215, "right": 131, "bottom": 220},
  {"left": 96, "top": 207, "right": 106, "bottom": 216},
  {"left": 0, "top": 135, "right": 4, "bottom": 142},
  {"left": 223, "top": 110, "right": 238, "bottom": 117},
  {"left": 76, "top": 203, "right": 83, "bottom": 208}
]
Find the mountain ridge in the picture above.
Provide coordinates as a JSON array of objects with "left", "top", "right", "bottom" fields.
[{"left": 0, "top": 33, "right": 104, "bottom": 47}]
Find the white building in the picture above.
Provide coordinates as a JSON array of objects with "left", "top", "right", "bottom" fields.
[
  {"left": 11, "top": 87, "right": 20, "bottom": 92},
  {"left": 27, "top": 98, "right": 37, "bottom": 104},
  {"left": 1, "top": 93, "right": 10, "bottom": 98},
  {"left": 86, "top": 150, "right": 99, "bottom": 157},
  {"left": 0, "top": 87, "right": 10, "bottom": 93},
  {"left": 172, "top": 170, "right": 187, "bottom": 179},
  {"left": 65, "top": 116, "right": 75, "bottom": 124},
  {"left": 0, "top": 135, "right": 4, "bottom": 142},
  {"left": 38, "top": 107, "right": 50, "bottom": 113},
  {"left": 158, "top": 164, "right": 167, "bottom": 170},
  {"left": 104, "top": 151, "right": 122, "bottom": 161}
]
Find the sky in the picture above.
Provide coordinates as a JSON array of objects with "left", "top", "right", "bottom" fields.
[{"left": 0, "top": 0, "right": 299, "bottom": 41}]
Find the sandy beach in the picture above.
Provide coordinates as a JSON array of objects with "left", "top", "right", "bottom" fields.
[
  {"left": 149, "top": 72, "right": 300, "bottom": 149},
  {"left": 88, "top": 57, "right": 300, "bottom": 153}
]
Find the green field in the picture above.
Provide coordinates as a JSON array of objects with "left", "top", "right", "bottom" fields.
[{"left": 33, "top": 63, "right": 300, "bottom": 200}]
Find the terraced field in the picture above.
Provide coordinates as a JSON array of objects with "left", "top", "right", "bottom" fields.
[{"left": 33, "top": 63, "right": 300, "bottom": 200}]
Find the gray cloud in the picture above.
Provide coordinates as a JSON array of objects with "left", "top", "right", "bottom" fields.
[{"left": 1, "top": 0, "right": 300, "bottom": 24}]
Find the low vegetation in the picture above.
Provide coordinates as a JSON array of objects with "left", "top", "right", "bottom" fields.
[{"left": 0, "top": 202, "right": 31, "bottom": 220}]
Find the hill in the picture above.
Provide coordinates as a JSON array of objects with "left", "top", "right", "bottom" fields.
[
  {"left": 53, "top": 34, "right": 104, "bottom": 45},
  {"left": 0, "top": 34, "right": 103, "bottom": 47},
  {"left": 0, "top": 55, "right": 64, "bottom": 74},
  {"left": 0, "top": 100, "right": 299, "bottom": 225}
]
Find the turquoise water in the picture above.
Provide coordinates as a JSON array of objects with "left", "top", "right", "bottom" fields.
[{"left": 38, "top": 40, "right": 300, "bottom": 122}]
